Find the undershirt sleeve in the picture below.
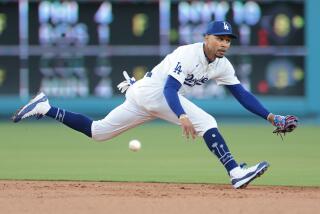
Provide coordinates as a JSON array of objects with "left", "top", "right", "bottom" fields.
[
  {"left": 163, "top": 75, "right": 186, "bottom": 118},
  {"left": 226, "top": 84, "right": 270, "bottom": 120}
]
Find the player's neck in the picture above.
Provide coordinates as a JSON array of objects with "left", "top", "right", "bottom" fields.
[{"left": 203, "top": 44, "right": 215, "bottom": 63}]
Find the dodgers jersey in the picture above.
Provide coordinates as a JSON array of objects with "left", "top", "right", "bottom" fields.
[{"left": 139, "top": 42, "right": 240, "bottom": 95}]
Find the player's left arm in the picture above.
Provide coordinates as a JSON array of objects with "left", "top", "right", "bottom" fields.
[
  {"left": 226, "top": 84, "right": 298, "bottom": 135},
  {"left": 225, "top": 84, "right": 270, "bottom": 120},
  {"left": 216, "top": 60, "right": 271, "bottom": 121},
  {"left": 216, "top": 59, "right": 298, "bottom": 135}
]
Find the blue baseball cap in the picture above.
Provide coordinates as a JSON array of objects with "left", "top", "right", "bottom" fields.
[{"left": 204, "top": 21, "right": 237, "bottom": 39}]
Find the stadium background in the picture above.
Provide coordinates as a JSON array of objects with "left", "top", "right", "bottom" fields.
[
  {"left": 0, "top": 0, "right": 319, "bottom": 122},
  {"left": 0, "top": 0, "right": 320, "bottom": 187}
]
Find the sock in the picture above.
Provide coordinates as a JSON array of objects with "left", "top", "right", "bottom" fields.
[
  {"left": 45, "top": 107, "right": 93, "bottom": 138},
  {"left": 203, "top": 128, "right": 238, "bottom": 173}
]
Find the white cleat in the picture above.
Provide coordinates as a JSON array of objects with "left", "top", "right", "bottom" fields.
[
  {"left": 12, "top": 92, "right": 51, "bottom": 123},
  {"left": 230, "top": 161, "right": 269, "bottom": 189}
]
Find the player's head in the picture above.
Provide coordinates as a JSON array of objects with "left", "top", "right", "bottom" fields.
[
  {"left": 203, "top": 21, "right": 237, "bottom": 59},
  {"left": 204, "top": 21, "right": 237, "bottom": 39}
]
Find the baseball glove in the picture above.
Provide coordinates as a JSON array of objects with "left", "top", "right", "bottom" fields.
[{"left": 273, "top": 115, "right": 299, "bottom": 139}]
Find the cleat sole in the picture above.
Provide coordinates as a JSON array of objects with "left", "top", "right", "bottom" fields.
[{"left": 236, "top": 165, "right": 269, "bottom": 189}]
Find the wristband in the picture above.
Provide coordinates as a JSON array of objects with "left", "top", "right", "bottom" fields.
[{"left": 179, "top": 114, "right": 188, "bottom": 119}]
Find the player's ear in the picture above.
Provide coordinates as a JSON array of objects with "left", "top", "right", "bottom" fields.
[{"left": 204, "top": 34, "right": 209, "bottom": 43}]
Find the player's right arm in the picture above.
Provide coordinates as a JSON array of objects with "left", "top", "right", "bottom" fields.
[
  {"left": 163, "top": 75, "right": 196, "bottom": 139},
  {"left": 162, "top": 47, "right": 196, "bottom": 139}
]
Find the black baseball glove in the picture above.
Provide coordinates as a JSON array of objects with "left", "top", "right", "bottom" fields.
[{"left": 273, "top": 115, "right": 299, "bottom": 139}]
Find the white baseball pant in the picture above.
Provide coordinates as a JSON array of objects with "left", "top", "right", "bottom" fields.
[{"left": 91, "top": 80, "right": 218, "bottom": 141}]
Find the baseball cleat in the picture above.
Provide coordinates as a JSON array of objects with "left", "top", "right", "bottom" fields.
[
  {"left": 230, "top": 161, "right": 269, "bottom": 189},
  {"left": 12, "top": 92, "right": 51, "bottom": 123}
]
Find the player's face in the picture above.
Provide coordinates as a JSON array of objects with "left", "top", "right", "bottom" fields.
[{"left": 204, "top": 35, "right": 231, "bottom": 59}]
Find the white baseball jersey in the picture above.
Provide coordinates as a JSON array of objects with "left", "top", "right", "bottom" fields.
[
  {"left": 91, "top": 42, "right": 240, "bottom": 141},
  {"left": 139, "top": 42, "right": 240, "bottom": 95}
]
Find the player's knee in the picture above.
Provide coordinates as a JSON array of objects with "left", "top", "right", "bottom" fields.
[
  {"left": 90, "top": 120, "right": 115, "bottom": 142},
  {"left": 197, "top": 115, "right": 218, "bottom": 136},
  {"left": 203, "top": 114, "right": 217, "bottom": 126},
  {"left": 91, "top": 133, "right": 112, "bottom": 142},
  {"left": 91, "top": 135, "right": 105, "bottom": 142}
]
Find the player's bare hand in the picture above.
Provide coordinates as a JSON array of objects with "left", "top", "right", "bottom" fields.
[{"left": 179, "top": 114, "right": 196, "bottom": 140}]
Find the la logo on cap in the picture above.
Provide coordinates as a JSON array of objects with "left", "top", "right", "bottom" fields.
[{"left": 223, "top": 22, "right": 229, "bottom": 30}]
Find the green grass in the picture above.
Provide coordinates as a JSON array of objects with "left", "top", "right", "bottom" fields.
[{"left": 0, "top": 121, "right": 319, "bottom": 187}]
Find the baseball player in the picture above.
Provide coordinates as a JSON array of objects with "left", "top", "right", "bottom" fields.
[{"left": 12, "top": 21, "right": 298, "bottom": 189}]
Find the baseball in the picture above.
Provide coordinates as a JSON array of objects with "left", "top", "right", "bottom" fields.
[{"left": 129, "top": 139, "right": 141, "bottom": 152}]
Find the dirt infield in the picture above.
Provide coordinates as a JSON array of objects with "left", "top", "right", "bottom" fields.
[{"left": 1, "top": 181, "right": 319, "bottom": 214}]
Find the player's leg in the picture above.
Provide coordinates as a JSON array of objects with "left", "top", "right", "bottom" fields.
[
  {"left": 12, "top": 92, "right": 154, "bottom": 141},
  {"left": 151, "top": 96, "right": 238, "bottom": 171},
  {"left": 46, "top": 107, "right": 93, "bottom": 137},
  {"left": 149, "top": 95, "right": 269, "bottom": 189},
  {"left": 12, "top": 92, "right": 93, "bottom": 137},
  {"left": 203, "top": 127, "right": 269, "bottom": 189},
  {"left": 179, "top": 97, "right": 269, "bottom": 189},
  {"left": 91, "top": 98, "right": 155, "bottom": 141}
]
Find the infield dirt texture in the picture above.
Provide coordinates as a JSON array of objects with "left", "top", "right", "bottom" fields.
[
  {"left": 1, "top": 180, "right": 320, "bottom": 214},
  {"left": 1, "top": 122, "right": 319, "bottom": 213}
]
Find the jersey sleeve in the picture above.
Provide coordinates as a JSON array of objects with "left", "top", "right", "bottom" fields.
[
  {"left": 215, "top": 58, "right": 240, "bottom": 85},
  {"left": 166, "top": 47, "right": 192, "bottom": 84}
]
